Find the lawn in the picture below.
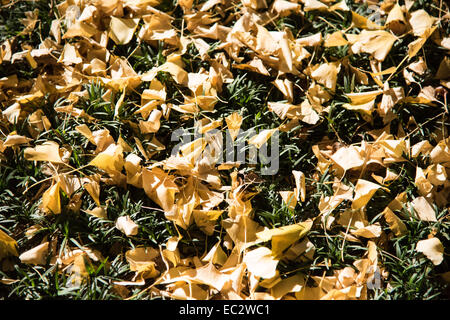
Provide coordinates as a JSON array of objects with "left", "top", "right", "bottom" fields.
[{"left": 0, "top": 0, "right": 449, "bottom": 300}]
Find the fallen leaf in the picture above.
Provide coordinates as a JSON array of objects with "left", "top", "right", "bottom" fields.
[
  {"left": 293, "top": 170, "right": 306, "bottom": 202},
  {"left": 382, "top": 207, "right": 407, "bottom": 237},
  {"left": 411, "top": 196, "right": 437, "bottom": 222},
  {"left": 409, "top": 9, "right": 436, "bottom": 37},
  {"left": 352, "top": 179, "right": 385, "bottom": 210},
  {"left": 19, "top": 242, "right": 49, "bottom": 265},
  {"left": 24, "top": 141, "right": 63, "bottom": 163},
  {"left": 126, "top": 247, "right": 160, "bottom": 279},
  {"left": 109, "top": 17, "right": 140, "bottom": 45},
  {"left": 0, "top": 229, "right": 18, "bottom": 260},
  {"left": 386, "top": 4, "right": 407, "bottom": 35},
  {"left": 244, "top": 247, "right": 279, "bottom": 279},
  {"left": 116, "top": 216, "right": 139, "bottom": 236},
  {"left": 89, "top": 144, "right": 124, "bottom": 173},
  {"left": 256, "top": 220, "right": 313, "bottom": 258},
  {"left": 248, "top": 128, "right": 278, "bottom": 149},
  {"left": 41, "top": 182, "right": 61, "bottom": 214},
  {"left": 347, "top": 30, "right": 397, "bottom": 61},
  {"left": 416, "top": 238, "right": 444, "bottom": 265},
  {"left": 85, "top": 207, "right": 108, "bottom": 219}
]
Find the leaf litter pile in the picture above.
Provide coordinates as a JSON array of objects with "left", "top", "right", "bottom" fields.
[{"left": 0, "top": 0, "right": 450, "bottom": 300}]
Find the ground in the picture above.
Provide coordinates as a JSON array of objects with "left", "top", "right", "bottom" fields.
[{"left": 0, "top": 0, "right": 449, "bottom": 300}]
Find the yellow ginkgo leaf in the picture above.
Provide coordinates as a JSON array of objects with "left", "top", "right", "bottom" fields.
[
  {"left": 244, "top": 247, "right": 279, "bottom": 279},
  {"left": 158, "top": 62, "right": 189, "bottom": 86},
  {"left": 426, "top": 164, "right": 448, "bottom": 186},
  {"left": 352, "top": 179, "right": 384, "bottom": 210},
  {"left": 19, "top": 242, "right": 49, "bottom": 265},
  {"left": 256, "top": 220, "right": 313, "bottom": 258},
  {"left": 386, "top": 4, "right": 407, "bottom": 35},
  {"left": 411, "top": 196, "right": 437, "bottom": 222},
  {"left": 324, "top": 31, "right": 348, "bottom": 47},
  {"left": 89, "top": 144, "right": 124, "bottom": 173},
  {"left": 142, "top": 167, "right": 179, "bottom": 212},
  {"left": 293, "top": 170, "right": 306, "bottom": 202},
  {"left": 302, "top": 0, "right": 328, "bottom": 12},
  {"left": 57, "top": 43, "right": 83, "bottom": 65},
  {"left": 63, "top": 21, "right": 97, "bottom": 39},
  {"left": 351, "top": 11, "right": 383, "bottom": 30},
  {"left": 346, "top": 90, "right": 383, "bottom": 105},
  {"left": 109, "top": 17, "right": 140, "bottom": 45},
  {"left": 309, "top": 61, "right": 341, "bottom": 92},
  {"left": 347, "top": 30, "right": 397, "bottom": 61},
  {"left": 222, "top": 215, "right": 263, "bottom": 252},
  {"left": 193, "top": 209, "right": 223, "bottom": 235},
  {"left": 279, "top": 191, "right": 297, "bottom": 211},
  {"left": 248, "top": 128, "right": 278, "bottom": 149},
  {"left": 351, "top": 224, "right": 382, "bottom": 238},
  {"left": 3, "top": 134, "right": 32, "bottom": 148},
  {"left": 188, "top": 262, "right": 231, "bottom": 291},
  {"left": 85, "top": 207, "right": 108, "bottom": 219},
  {"left": 270, "top": 273, "right": 305, "bottom": 299},
  {"left": 0, "top": 229, "right": 18, "bottom": 260},
  {"left": 408, "top": 26, "right": 437, "bottom": 59},
  {"left": 24, "top": 141, "right": 63, "bottom": 163},
  {"left": 68, "top": 254, "right": 90, "bottom": 287},
  {"left": 125, "top": 247, "right": 160, "bottom": 279},
  {"left": 382, "top": 207, "right": 407, "bottom": 237},
  {"left": 85, "top": 179, "right": 100, "bottom": 206},
  {"left": 201, "top": 241, "right": 228, "bottom": 266},
  {"left": 409, "top": 9, "right": 436, "bottom": 37},
  {"left": 41, "top": 182, "right": 61, "bottom": 214},
  {"left": 139, "top": 109, "right": 162, "bottom": 133},
  {"left": 330, "top": 145, "right": 365, "bottom": 172},
  {"left": 116, "top": 216, "right": 139, "bottom": 236},
  {"left": 416, "top": 238, "right": 444, "bottom": 265}
]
